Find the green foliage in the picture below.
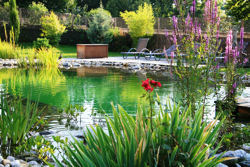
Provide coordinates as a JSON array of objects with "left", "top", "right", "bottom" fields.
[
  {"left": 86, "top": 7, "right": 113, "bottom": 44},
  {"left": 54, "top": 104, "right": 152, "bottom": 167},
  {"left": 9, "top": 0, "right": 20, "bottom": 42},
  {"left": 106, "top": 0, "right": 150, "bottom": 17},
  {"left": 54, "top": 102, "right": 229, "bottom": 167},
  {"left": 28, "top": 2, "right": 48, "bottom": 24},
  {"left": 0, "top": 39, "right": 20, "bottom": 59},
  {"left": 109, "top": 34, "right": 133, "bottom": 52},
  {"left": 0, "top": 2, "right": 10, "bottom": 22},
  {"left": 40, "top": 12, "right": 66, "bottom": 46},
  {"left": 33, "top": 38, "right": 51, "bottom": 49},
  {"left": 153, "top": 103, "right": 227, "bottom": 166},
  {"left": 225, "top": 0, "right": 250, "bottom": 21},
  {"left": 19, "top": 47, "right": 61, "bottom": 68},
  {"left": 0, "top": 94, "right": 42, "bottom": 155},
  {"left": 120, "top": 3, "right": 155, "bottom": 40}
]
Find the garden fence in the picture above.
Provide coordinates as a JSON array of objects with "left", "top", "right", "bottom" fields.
[{"left": 0, "top": 7, "right": 250, "bottom": 34}]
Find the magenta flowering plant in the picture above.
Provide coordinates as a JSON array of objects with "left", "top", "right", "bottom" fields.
[
  {"left": 223, "top": 25, "right": 247, "bottom": 110},
  {"left": 168, "top": 0, "right": 223, "bottom": 115}
]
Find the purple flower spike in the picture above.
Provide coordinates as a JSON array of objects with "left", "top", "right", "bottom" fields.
[
  {"left": 172, "top": 16, "right": 178, "bottom": 30},
  {"left": 243, "top": 58, "right": 248, "bottom": 64},
  {"left": 240, "top": 26, "right": 244, "bottom": 50},
  {"left": 233, "top": 82, "right": 237, "bottom": 89},
  {"left": 171, "top": 51, "right": 175, "bottom": 64},
  {"left": 165, "top": 29, "right": 169, "bottom": 37},
  {"left": 216, "top": 64, "right": 220, "bottom": 69}
]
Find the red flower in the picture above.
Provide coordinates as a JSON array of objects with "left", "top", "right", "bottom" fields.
[
  {"left": 150, "top": 80, "right": 162, "bottom": 88},
  {"left": 157, "top": 82, "right": 162, "bottom": 87},
  {"left": 150, "top": 80, "right": 157, "bottom": 86},
  {"left": 142, "top": 79, "right": 161, "bottom": 92},
  {"left": 142, "top": 79, "right": 150, "bottom": 87}
]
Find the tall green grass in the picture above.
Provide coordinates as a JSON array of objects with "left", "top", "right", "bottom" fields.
[
  {"left": 0, "top": 39, "right": 20, "bottom": 59},
  {"left": 18, "top": 47, "right": 60, "bottom": 68},
  {"left": 54, "top": 102, "right": 232, "bottom": 167},
  {"left": 0, "top": 94, "right": 42, "bottom": 153}
]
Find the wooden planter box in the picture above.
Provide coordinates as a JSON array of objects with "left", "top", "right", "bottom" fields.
[{"left": 77, "top": 44, "right": 108, "bottom": 59}]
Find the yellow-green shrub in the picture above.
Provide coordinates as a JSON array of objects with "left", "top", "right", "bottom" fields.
[
  {"left": 18, "top": 47, "right": 60, "bottom": 68},
  {"left": 120, "top": 3, "right": 155, "bottom": 40},
  {"left": 0, "top": 39, "right": 20, "bottom": 59},
  {"left": 40, "top": 12, "right": 66, "bottom": 46}
]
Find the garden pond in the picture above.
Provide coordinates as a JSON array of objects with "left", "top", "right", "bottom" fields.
[{"left": 0, "top": 66, "right": 249, "bottom": 143}]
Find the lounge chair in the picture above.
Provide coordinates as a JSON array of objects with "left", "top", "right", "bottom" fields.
[
  {"left": 121, "top": 38, "right": 150, "bottom": 59},
  {"left": 143, "top": 45, "right": 178, "bottom": 61}
]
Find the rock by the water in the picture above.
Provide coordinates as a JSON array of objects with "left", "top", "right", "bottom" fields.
[
  {"left": 5, "top": 164, "right": 10, "bottom": 167},
  {"left": 0, "top": 164, "right": 4, "bottom": 167},
  {"left": 2, "top": 159, "right": 11, "bottom": 165},
  {"left": 243, "top": 144, "right": 250, "bottom": 152},
  {"left": 28, "top": 161, "right": 39, "bottom": 165},
  {"left": 6, "top": 156, "right": 15, "bottom": 162},
  {"left": 234, "top": 150, "right": 247, "bottom": 161},
  {"left": 236, "top": 163, "right": 242, "bottom": 167},
  {"left": 239, "top": 161, "right": 250, "bottom": 167},
  {"left": 216, "top": 163, "right": 228, "bottom": 167},
  {"left": 215, "top": 150, "right": 247, "bottom": 166},
  {"left": 10, "top": 160, "right": 21, "bottom": 167},
  {"left": 0, "top": 156, "right": 3, "bottom": 163},
  {"left": 39, "top": 130, "right": 54, "bottom": 135}
]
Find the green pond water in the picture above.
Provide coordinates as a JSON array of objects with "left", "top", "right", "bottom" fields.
[
  {"left": 0, "top": 67, "right": 178, "bottom": 137},
  {"left": 0, "top": 67, "right": 249, "bottom": 138}
]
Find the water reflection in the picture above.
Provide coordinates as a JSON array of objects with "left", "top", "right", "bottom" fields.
[{"left": 0, "top": 66, "right": 249, "bottom": 141}]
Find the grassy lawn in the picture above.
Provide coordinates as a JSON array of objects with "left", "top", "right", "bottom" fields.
[{"left": 20, "top": 43, "right": 120, "bottom": 58}]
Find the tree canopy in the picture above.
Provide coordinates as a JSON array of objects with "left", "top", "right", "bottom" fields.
[{"left": 225, "top": 0, "right": 250, "bottom": 21}]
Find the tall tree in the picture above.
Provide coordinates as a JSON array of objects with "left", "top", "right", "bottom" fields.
[
  {"left": 106, "top": 0, "right": 150, "bottom": 17},
  {"left": 225, "top": 0, "right": 249, "bottom": 22},
  {"left": 9, "top": 0, "right": 20, "bottom": 41}
]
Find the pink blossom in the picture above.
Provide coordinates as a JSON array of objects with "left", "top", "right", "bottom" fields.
[
  {"left": 243, "top": 58, "right": 248, "bottom": 64},
  {"left": 225, "top": 30, "right": 233, "bottom": 63},
  {"left": 172, "top": 34, "right": 177, "bottom": 44},
  {"left": 193, "top": 0, "right": 196, "bottom": 15},
  {"left": 172, "top": 16, "right": 178, "bottom": 31},
  {"left": 240, "top": 26, "right": 244, "bottom": 50},
  {"left": 204, "top": 0, "right": 211, "bottom": 22},
  {"left": 165, "top": 30, "right": 169, "bottom": 37},
  {"left": 212, "top": 0, "right": 217, "bottom": 24},
  {"left": 171, "top": 51, "right": 175, "bottom": 65},
  {"left": 185, "top": 13, "right": 190, "bottom": 31},
  {"left": 197, "top": 24, "right": 201, "bottom": 39}
]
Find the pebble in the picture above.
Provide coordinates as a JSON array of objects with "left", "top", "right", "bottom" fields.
[
  {"left": 10, "top": 160, "right": 20, "bottom": 167},
  {"left": 28, "top": 161, "right": 39, "bottom": 166},
  {"left": 243, "top": 144, "right": 250, "bottom": 152},
  {"left": 39, "top": 130, "right": 54, "bottom": 135},
  {"left": 2, "top": 159, "right": 11, "bottom": 166},
  {"left": 5, "top": 164, "right": 10, "bottom": 167},
  {"left": 0, "top": 156, "right": 3, "bottom": 163},
  {"left": 0, "top": 165, "right": 3, "bottom": 167},
  {"left": 216, "top": 163, "right": 228, "bottom": 167},
  {"left": 7, "top": 156, "right": 15, "bottom": 162}
]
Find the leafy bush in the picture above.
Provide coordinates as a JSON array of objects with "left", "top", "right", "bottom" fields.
[
  {"left": 28, "top": 2, "right": 48, "bottom": 24},
  {"left": 120, "top": 3, "right": 155, "bottom": 41},
  {"left": 109, "top": 34, "right": 133, "bottom": 52},
  {"left": 86, "top": 7, "right": 113, "bottom": 44},
  {"left": 0, "top": 2, "right": 10, "bottom": 22},
  {"left": 9, "top": 0, "right": 20, "bottom": 42},
  {"left": 40, "top": 12, "right": 66, "bottom": 46},
  {"left": 54, "top": 102, "right": 230, "bottom": 167},
  {"left": 33, "top": 37, "right": 51, "bottom": 49}
]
